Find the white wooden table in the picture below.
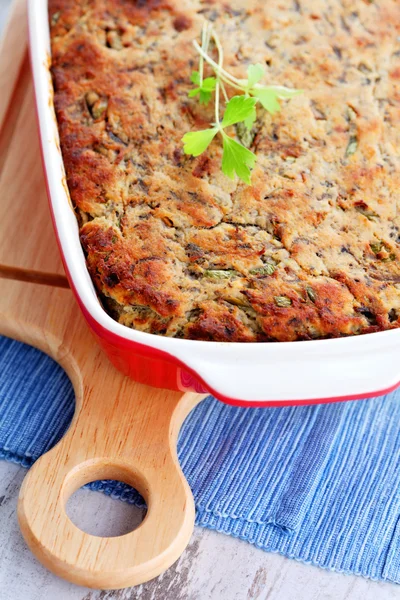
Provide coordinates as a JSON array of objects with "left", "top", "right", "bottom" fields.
[{"left": 0, "top": 1, "right": 399, "bottom": 598}]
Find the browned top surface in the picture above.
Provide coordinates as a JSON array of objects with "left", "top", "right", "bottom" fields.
[{"left": 49, "top": 0, "right": 400, "bottom": 341}]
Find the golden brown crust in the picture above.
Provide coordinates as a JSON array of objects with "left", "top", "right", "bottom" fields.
[{"left": 49, "top": 0, "right": 400, "bottom": 341}]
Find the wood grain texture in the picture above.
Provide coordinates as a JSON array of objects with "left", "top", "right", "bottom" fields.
[
  {"left": 0, "top": 0, "right": 64, "bottom": 276},
  {"left": 0, "top": 0, "right": 27, "bottom": 126},
  {"left": 0, "top": 0, "right": 205, "bottom": 588},
  {"left": 0, "top": 70, "right": 65, "bottom": 275}
]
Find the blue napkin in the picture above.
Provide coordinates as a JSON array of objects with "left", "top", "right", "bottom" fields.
[{"left": 1, "top": 334, "right": 400, "bottom": 583}]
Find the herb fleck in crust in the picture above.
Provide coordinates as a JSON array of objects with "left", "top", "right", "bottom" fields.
[{"left": 49, "top": 0, "right": 400, "bottom": 341}]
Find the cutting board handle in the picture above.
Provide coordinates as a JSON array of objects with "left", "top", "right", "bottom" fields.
[
  {"left": 17, "top": 347, "right": 204, "bottom": 589},
  {"left": 0, "top": 279, "right": 205, "bottom": 590}
]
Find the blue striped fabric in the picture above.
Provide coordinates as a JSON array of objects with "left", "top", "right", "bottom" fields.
[{"left": 1, "top": 334, "right": 400, "bottom": 583}]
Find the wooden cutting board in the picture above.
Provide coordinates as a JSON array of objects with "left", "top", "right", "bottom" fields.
[{"left": 0, "top": 0, "right": 205, "bottom": 589}]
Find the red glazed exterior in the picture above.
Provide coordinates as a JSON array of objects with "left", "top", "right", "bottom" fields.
[{"left": 78, "top": 295, "right": 208, "bottom": 393}]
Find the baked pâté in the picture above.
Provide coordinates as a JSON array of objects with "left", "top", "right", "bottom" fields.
[{"left": 49, "top": 0, "right": 400, "bottom": 342}]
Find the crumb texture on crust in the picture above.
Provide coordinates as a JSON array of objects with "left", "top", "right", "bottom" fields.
[{"left": 49, "top": 0, "right": 400, "bottom": 341}]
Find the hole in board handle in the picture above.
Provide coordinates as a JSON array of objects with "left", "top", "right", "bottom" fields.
[{"left": 66, "top": 480, "right": 147, "bottom": 538}]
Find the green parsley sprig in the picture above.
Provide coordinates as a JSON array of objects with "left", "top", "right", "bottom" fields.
[{"left": 182, "top": 22, "right": 302, "bottom": 185}]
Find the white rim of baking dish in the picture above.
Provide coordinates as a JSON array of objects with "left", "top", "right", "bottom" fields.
[{"left": 28, "top": 0, "right": 400, "bottom": 403}]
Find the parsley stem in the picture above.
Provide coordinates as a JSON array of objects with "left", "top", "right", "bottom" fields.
[
  {"left": 211, "top": 29, "right": 229, "bottom": 102},
  {"left": 215, "top": 83, "right": 220, "bottom": 125},
  {"left": 199, "top": 24, "right": 206, "bottom": 85},
  {"left": 214, "top": 26, "right": 225, "bottom": 126},
  {"left": 193, "top": 40, "right": 246, "bottom": 92},
  {"left": 199, "top": 22, "right": 211, "bottom": 86},
  {"left": 211, "top": 28, "right": 224, "bottom": 68},
  {"left": 220, "top": 80, "right": 229, "bottom": 102}
]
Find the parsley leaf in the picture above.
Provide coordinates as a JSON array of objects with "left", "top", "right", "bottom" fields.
[
  {"left": 247, "top": 63, "right": 265, "bottom": 88},
  {"left": 251, "top": 88, "right": 282, "bottom": 114},
  {"left": 251, "top": 86, "right": 303, "bottom": 114},
  {"left": 190, "top": 71, "right": 201, "bottom": 85},
  {"left": 182, "top": 127, "right": 218, "bottom": 156},
  {"left": 221, "top": 134, "right": 257, "bottom": 185},
  {"left": 188, "top": 70, "right": 217, "bottom": 104},
  {"left": 221, "top": 96, "right": 257, "bottom": 128}
]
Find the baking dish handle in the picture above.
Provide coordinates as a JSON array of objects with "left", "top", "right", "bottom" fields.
[{"left": 179, "top": 334, "right": 400, "bottom": 403}]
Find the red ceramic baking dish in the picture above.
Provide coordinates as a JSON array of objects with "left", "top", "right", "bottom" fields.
[{"left": 28, "top": 0, "right": 400, "bottom": 407}]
